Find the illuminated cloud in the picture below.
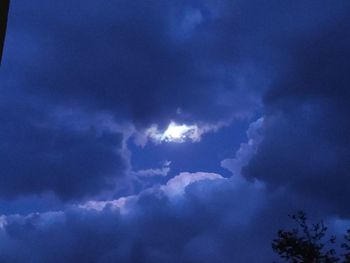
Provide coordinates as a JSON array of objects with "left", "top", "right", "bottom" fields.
[
  {"left": 135, "top": 167, "right": 171, "bottom": 177},
  {"left": 133, "top": 161, "right": 171, "bottom": 177},
  {"left": 140, "top": 121, "right": 225, "bottom": 145},
  {"left": 80, "top": 196, "right": 137, "bottom": 215},
  {"left": 161, "top": 172, "right": 223, "bottom": 197},
  {"left": 80, "top": 171, "right": 223, "bottom": 213},
  {"left": 221, "top": 117, "right": 264, "bottom": 176},
  {"left": 1, "top": 0, "right": 350, "bottom": 262}
]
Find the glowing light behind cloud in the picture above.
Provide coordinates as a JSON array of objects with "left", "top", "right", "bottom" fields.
[
  {"left": 145, "top": 121, "right": 201, "bottom": 143},
  {"left": 162, "top": 122, "right": 199, "bottom": 142},
  {"left": 140, "top": 121, "right": 225, "bottom": 145}
]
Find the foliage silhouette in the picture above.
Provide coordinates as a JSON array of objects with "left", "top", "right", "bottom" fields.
[{"left": 272, "top": 211, "right": 350, "bottom": 263}]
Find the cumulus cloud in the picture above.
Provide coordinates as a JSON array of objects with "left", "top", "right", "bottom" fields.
[
  {"left": 221, "top": 117, "right": 264, "bottom": 176},
  {"left": 1, "top": 0, "right": 350, "bottom": 262},
  {"left": 243, "top": 4, "right": 350, "bottom": 216},
  {"left": 0, "top": 114, "right": 348, "bottom": 262},
  {"left": 161, "top": 172, "right": 223, "bottom": 197},
  {"left": 0, "top": 168, "right": 345, "bottom": 263},
  {"left": 81, "top": 196, "right": 137, "bottom": 215},
  {"left": 81, "top": 171, "right": 224, "bottom": 212},
  {"left": 0, "top": 171, "right": 269, "bottom": 263}
]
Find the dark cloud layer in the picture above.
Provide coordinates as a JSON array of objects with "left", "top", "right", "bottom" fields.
[
  {"left": 0, "top": 176, "right": 342, "bottom": 263},
  {"left": 0, "top": 174, "right": 340, "bottom": 263},
  {"left": 0, "top": 100, "right": 125, "bottom": 201},
  {"left": 3, "top": 0, "right": 267, "bottom": 127},
  {"left": 0, "top": 177, "right": 314, "bottom": 263},
  {"left": 243, "top": 3, "right": 350, "bottom": 216},
  {"left": 0, "top": 0, "right": 350, "bottom": 262}
]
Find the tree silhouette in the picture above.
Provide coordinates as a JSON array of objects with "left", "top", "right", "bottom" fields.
[
  {"left": 272, "top": 211, "right": 341, "bottom": 263},
  {"left": 0, "top": 0, "right": 10, "bottom": 65}
]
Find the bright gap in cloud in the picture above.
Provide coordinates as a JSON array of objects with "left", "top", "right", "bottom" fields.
[
  {"left": 162, "top": 122, "right": 198, "bottom": 142},
  {"left": 134, "top": 121, "right": 226, "bottom": 146},
  {"left": 146, "top": 121, "right": 202, "bottom": 143}
]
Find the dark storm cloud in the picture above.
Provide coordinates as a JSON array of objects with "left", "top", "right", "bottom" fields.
[
  {"left": 0, "top": 174, "right": 341, "bottom": 263},
  {"left": 0, "top": 99, "right": 125, "bottom": 201},
  {"left": 3, "top": 0, "right": 265, "bottom": 127},
  {"left": 243, "top": 3, "right": 350, "bottom": 216},
  {"left": 0, "top": 177, "right": 288, "bottom": 263},
  {"left": 0, "top": 0, "right": 273, "bottom": 203},
  {"left": 4, "top": 0, "right": 346, "bottom": 127},
  {"left": 0, "top": 0, "right": 350, "bottom": 261}
]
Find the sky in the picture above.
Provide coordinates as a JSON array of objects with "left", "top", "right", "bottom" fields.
[{"left": 0, "top": 0, "right": 350, "bottom": 262}]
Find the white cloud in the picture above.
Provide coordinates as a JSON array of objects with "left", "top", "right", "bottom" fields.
[
  {"left": 161, "top": 172, "right": 223, "bottom": 197},
  {"left": 136, "top": 121, "right": 226, "bottom": 145},
  {"left": 80, "top": 196, "right": 137, "bottom": 215},
  {"left": 146, "top": 122, "right": 201, "bottom": 143},
  {"left": 221, "top": 117, "right": 264, "bottom": 176},
  {"left": 132, "top": 161, "right": 171, "bottom": 178},
  {"left": 136, "top": 167, "right": 170, "bottom": 177},
  {"left": 80, "top": 171, "right": 223, "bottom": 213}
]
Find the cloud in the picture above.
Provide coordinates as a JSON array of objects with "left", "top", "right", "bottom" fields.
[
  {"left": 0, "top": 113, "right": 349, "bottom": 263},
  {"left": 221, "top": 117, "right": 264, "bottom": 176},
  {"left": 135, "top": 167, "right": 171, "bottom": 178},
  {"left": 133, "top": 161, "right": 171, "bottom": 178},
  {"left": 0, "top": 168, "right": 346, "bottom": 263},
  {"left": 139, "top": 121, "right": 226, "bottom": 145},
  {"left": 161, "top": 172, "right": 223, "bottom": 197},
  {"left": 0, "top": 172, "right": 269, "bottom": 263},
  {"left": 80, "top": 196, "right": 137, "bottom": 215},
  {"left": 243, "top": 5, "right": 350, "bottom": 216},
  {"left": 81, "top": 171, "right": 224, "bottom": 212},
  {"left": 0, "top": 101, "right": 126, "bottom": 201},
  {"left": 1, "top": 0, "right": 350, "bottom": 262},
  {"left": 2, "top": 0, "right": 262, "bottom": 129}
]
